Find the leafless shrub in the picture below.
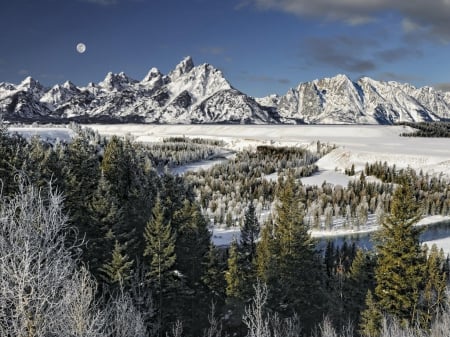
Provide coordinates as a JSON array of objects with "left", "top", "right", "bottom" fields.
[
  {"left": 0, "top": 182, "right": 77, "bottom": 336},
  {"left": 104, "top": 290, "right": 147, "bottom": 337},
  {"left": 203, "top": 301, "right": 224, "bottom": 337},
  {"left": 243, "top": 281, "right": 301, "bottom": 337}
]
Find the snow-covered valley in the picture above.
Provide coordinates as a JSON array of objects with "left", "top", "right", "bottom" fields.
[
  {"left": 78, "top": 123, "right": 450, "bottom": 252},
  {"left": 9, "top": 123, "right": 450, "bottom": 253},
  {"left": 84, "top": 124, "right": 450, "bottom": 179}
]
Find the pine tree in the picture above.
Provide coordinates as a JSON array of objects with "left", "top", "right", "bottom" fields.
[
  {"left": 240, "top": 201, "right": 260, "bottom": 261},
  {"left": 101, "top": 136, "right": 150, "bottom": 258},
  {"left": 202, "top": 243, "right": 226, "bottom": 299},
  {"left": 89, "top": 173, "right": 122, "bottom": 276},
  {"left": 345, "top": 249, "right": 376, "bottom": 326},
  {"left": 260, "top": 172, "right": 326, "bottom": 331},
  {"left": 143, "top": 198, "right": 177, "bottom": 334},
  {"left": 359, "top": 290, "right": 382, "bottom": 337},
  {"left": 62, "top": 135, "right": 100, "bottom": 263},
  {"left": 173, "top": 200, "right": 210, "bottom": 287},
  {"left": 0, "top": 124, "right": 27, "bottom": 196},
  {"left": 171, "top": 199, "right": 212, "bottom": 336},
  {"left": 225, "top": 239, "right": 242, "bottom": 299},
  {"left": 420, "top": 244, "right": 448, "bottom": 327},
  {"left": 100, "top": 240, "right": 134, "bottom": 290},
  {"left": 144, "top": 198, "right": 176, "bottom": 285},
  {"left": 373, "top": 180, "right": 425, "bottom": 326},
  {"left": 255, "top": 217, "right": 274, "bottom": 283},
  {"left": 238, "top": 201, "right": 260, "bottom": 299}
]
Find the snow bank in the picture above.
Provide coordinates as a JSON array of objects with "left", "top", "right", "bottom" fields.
[
  {"left": 9, "top": 126, "right": 75, "bottom": 143},
  {"left": 86, "top": 124, "right": 450, "bottom": 179}
]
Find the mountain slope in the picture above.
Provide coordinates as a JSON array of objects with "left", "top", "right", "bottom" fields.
[
  {"left": 1, "top": 58, "right": 449, "bottom": 124},
  {"left": 257, "top": 75, "right": 450, "bottom": 124},
  {"left": 0, "top": 57, "right": 274, "bottom": 124}
]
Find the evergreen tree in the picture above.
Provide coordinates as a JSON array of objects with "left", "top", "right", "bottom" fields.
[
  {"left": 255, "top": 217, "right": 274, "bottom": 283},
  {"left": 259, "top": 172, "right": 326, "bottom": 331},
  {"left": 360, "top": 290, "right": 383, "bottom": 337},
  {"left": 372, "top": 180, "right": 425, "bottom": 327},
  {"left": 345, "top": 249, "right": 376, "bottom": 326},
  {"left": 101, "top": 136, "right": 150, "bottom": 258},
  {"left": 171, "top": 199, "right": 212, "bottom": 335},
  {"left": 89, "top": 173, "right": 122, "bottom": 276},
  {"left": 238, "top": 201, "right": 260, "bottom": 299},
  {"left": 225, "top": 239, "right": 242, "bottom": 300},
  {"left": 240, "top": 201, "right": 260, "bottom": 261},
  {"left": 202, "top": 243, "right": 226, "bottom": 300},
  {"left": 100, "top": 240, "right": 134, "bottom": 290},
  {"left": 62, "top": 135, "right": 100, "bottom": 262},
  {"left": 0, "top": 125, "right": 27, "bottom": 196},
  {"left": 143, "top": 198, "right": 177, "bottom": 334},
  {"left": 420, "top": 244, "right": 448, "bottom": 327},
  {"left": 173, "top": 199, "right": 210, "bottom": 287}
]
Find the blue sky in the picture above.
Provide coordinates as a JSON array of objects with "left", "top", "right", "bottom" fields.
[{"left": 1, "top": 0, "right": 450, "bottom": 97}]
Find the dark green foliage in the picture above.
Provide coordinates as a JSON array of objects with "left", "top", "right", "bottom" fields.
[
  {"left": 257, "top": 172, "right": 327, "bottom": 332},
  {"left": 225, "top": 240, "right": 242, "bottom": 299},
  {"left": 420, "top": 244, "right": 448, "bottom": 328},
  {"left": 202, "top": 243, "right": 226, "bottom": 299},
  {"left": 360, "top": 290, "right": 383, "bottom": 337},
  {"left": 398, "top": 121, "right": 450, "bottom": 137},
  {"left": 240, "top": 201, "right": 260, "bottom": 261},
  {"left": 62, "top": 135, "right": 101, "bottom": 264},
  {"left": 345, "top": 249, "right": 376, "bottom": 326},
  {"left": 373, "top": 181, "right": 425, "bottom": 325},
  {"left": 173, "top": 199, "right": 211, "bottom": 287},
  {"left": 237, "top": 201, "right": 260, "bottom": 299},
  {"left": 100, "top": 240, "right": 134, "bottom": 290},
  {"left": 143, "top": 198, "right": 177, "bottom": 333},
  {"left": 144, "top": 198, "right": 176, "bottom": 287},
  {"left": 0, "top": 125, "right": 28, "bottom": 196}
]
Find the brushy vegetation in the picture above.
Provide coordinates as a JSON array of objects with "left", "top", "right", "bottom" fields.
[{"left": 398, "top": 121, "right": 450, "bottom": 138}]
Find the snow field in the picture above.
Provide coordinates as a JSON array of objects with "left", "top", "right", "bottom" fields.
[{"left": 9, "top": 124, "right": 450, "bottom": 253}]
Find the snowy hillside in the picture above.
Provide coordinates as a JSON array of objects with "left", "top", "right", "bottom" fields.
[
  {"left": 0, "top": 57, "right": 274, "bottom": 124},
  {"left": 1, "top": 57, "right": 450, "bottom": 124},
  {"left": 264, "top": 75, "right": 450, "bottom": 124}
]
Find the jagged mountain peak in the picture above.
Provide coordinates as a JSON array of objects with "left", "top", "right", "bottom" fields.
[
  {"left": 169, "top": 56, "right": 195, "bottom": 81},
  {"left": 312, "top": 74, "right": 352, "bottom": 86},
  {"left": 99, "top": 71, "right": 136, "bottom": 91},
  {"left": 142, "top": 67, "right": 162, "bottom": 81},
  {"left": 19, "top": 76, "right": 44, "bottom": 90},
  {"left": 62, "top": 80, "right": 77, "bottom": 91},
  {"left": 1, "top": 59, "right": 449, "bottom": 124}
]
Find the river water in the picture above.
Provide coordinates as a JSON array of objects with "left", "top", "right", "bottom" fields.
[{"left": 317, "top": 220, "right": 450, "bottom": 255}]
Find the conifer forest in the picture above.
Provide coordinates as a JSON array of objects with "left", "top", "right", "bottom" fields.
[{"left": 1, "top": 122, "right": 450, "bottom": 337}]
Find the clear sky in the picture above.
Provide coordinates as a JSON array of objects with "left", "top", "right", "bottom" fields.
[{"left": 1, "top": 0, "right": 450, "bottom": 97}]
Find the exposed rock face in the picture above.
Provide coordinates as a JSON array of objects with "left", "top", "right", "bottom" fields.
[{"left": 1, "top": 58, "right": 449, "bottom": 124}]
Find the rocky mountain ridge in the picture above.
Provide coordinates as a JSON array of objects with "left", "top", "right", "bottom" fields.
[{"left": 1, "top": 57, "right": 449, "bottom": 124}]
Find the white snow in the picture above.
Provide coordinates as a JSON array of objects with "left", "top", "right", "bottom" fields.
[
  {"left": 8, "top": 126, "right": 75, "bottom": 143},
  {"left": 8, "top": 124, "right": 450, "bottom": 252},
  {"left": 211, "top": 227, "right": 241, "bottom": 247},
  {"left": 85, "top": 124, "right": 450, "bottom": 179},
  {"left": 300, "top": 170, "right": 350, "bottom": 186},
  {"left": 424, "top": 237, "right": 450, "bottom": 256}
]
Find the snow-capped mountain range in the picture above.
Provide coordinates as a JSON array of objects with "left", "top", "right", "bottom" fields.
[{"left": 1, "top": 56, "right": 449, "bottom": 124}]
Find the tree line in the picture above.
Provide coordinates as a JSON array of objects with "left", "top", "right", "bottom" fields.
[
  {"left": 398, "top": 121, "right": 450, "bottom": 138},
  {"left": 1, "top": 122, "right": 450, "bottom": 337}
]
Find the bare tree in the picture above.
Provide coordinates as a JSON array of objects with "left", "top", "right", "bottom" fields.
[
  {"left": 103, "top": 290, "right": 147, "bottom": 337},
  {"left": 203, "top": 301, "right": 224, "bottom": 337},
  {"left": 52, "top": 267, "right": 105, "bottom": 337},
  {"left": 243, "top": 282, "right": 270, "bottom": 337},
  {"left": 0, "top": 181, "right": 103, "bottom": 337},
  {"left": 243, "top": 282, "right": 301, "bottom": 337}
]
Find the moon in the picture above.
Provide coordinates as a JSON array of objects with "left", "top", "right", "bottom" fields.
[{"left": 76, "top": 43, "right": 86, "bottom": 54}]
